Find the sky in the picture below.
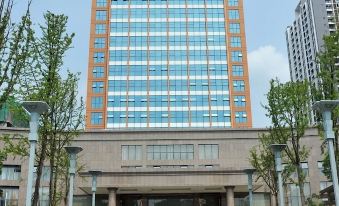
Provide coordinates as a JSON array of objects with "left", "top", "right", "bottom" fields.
[{"left": 12, "top": 0, "right": 297, "bottom": 128}]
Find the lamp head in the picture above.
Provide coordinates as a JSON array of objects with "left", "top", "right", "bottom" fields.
[
  {"left": 22, "top": 101, "right": 50, "bottom": 114},
  {"left": 89, "top": 170, "right": 102, "bottom": 177},
  {"left": 64, "top": 146, "right": 83, "bottom": 158},
  {"left": 244, "top": 168, "right": 256, "bottom": 175},
  {"left": 312, "top": 100, "right": 339, "bottom": 112},
  {"left": 270, "top": 144, "right": 287, "bottom": 153}
]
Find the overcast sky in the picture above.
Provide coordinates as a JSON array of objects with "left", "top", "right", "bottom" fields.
[{"left": 12, "top": 0, "right": 297, "bottom": 128}]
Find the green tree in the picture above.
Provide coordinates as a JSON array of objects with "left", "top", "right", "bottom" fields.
[
  {"left": 0, "top": 134, "right": 29, "bottom": 173},
  {"left": 263, "top": 79, "right": 310, "bottom": 205},
  {"left": 313, "top": 31, "right": 339, "bottom": 180},
  {"left": 21, "top": 12, "right": 84, "bottom": 206},
  {"left": 250, "top": 133, "right": 279, "bottom": 206},
  {"left": 0, "top": 0, "right": 34, "bottom": 108}
]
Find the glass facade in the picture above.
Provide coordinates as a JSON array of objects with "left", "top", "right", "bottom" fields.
[{"left": 86, "top": 0, "right": 252, "bottom": 129}]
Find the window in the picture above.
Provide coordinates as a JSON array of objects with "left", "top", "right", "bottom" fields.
[
  {"left": 91, "top": 97, "right": 103, "bottom": 109},
  {"left": 199, "top": 144, "right": 219, "bottom": 160},
  {"left": 34, "top": 166, "right": 51, "bottom": 182},
  {"left": 147, "top": 144, "right": 194, "bottom": 160},
  {"left": 301, "top": 162, "right": 309, "bottom": 177},
  {"left": 228, "top": 0, "right": 238, "bottom": 6},
  {"left": 229, "top": 23, "right": 240, "bottom": 33},
  {"left": 122, "top": 145, "right": 142, "bottom": 160},
  {"left": 95, "top": 24, "right": 106, "bottom": 34},
  {"left": 91, "top": 112, "right": 103, "bottom": 125},
  {"left": 317, "top": 161, "right": 325, "bottom": 176},
  {"left": 96, "top": 0, "right": 107, "bottom": 7},
  {"left": 96, "top": 10, "right": 107, "bottom": 21},
  {"left": 286, "top": 183, "right": 311, "bottom": 205},
  {"left": 231, "top": 51, "right": 242, "bottom": 62},
  {"left": 1, "top": 165, "right": 21, "bottom": 180},
  {"left": 235, "top": 111, "right": 247, "bottom": 123},
  {"left": 232, "top": 65, "right": 244, "bottom": 76},
  {"left": 94, "top": 38, "right": 105, "bottom": 48},
  {"left": 93, "top": 66, "right": 104, "bottom": 78},
  {"left": 0, "top": 187, "right": 19, "bottom": 204},
  {"left": 233, "top": 80, "right": 245, "bottom": 91},
  {"left": 229, "top": 10, "right": 240, "bottom": 19},
  {"left": 94, "top": 52, "right": 105, "bottom": 63},
  {"left": 230, "top": 37, "right": 241, "bottom": 47},
  {"left": 92, "top": 81, "right": 104, "bottom": 93},
  {"left": 234, "top": 96, "right": 246, "bottom": 107},
  {"left": 39, "top": 186, "right": 50, "bottom": 206}
]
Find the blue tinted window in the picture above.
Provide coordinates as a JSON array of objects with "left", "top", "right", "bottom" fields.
[
  {"left": 234, "top": 96, "right": 246, "bottom": 107},
  {"left": 96, "top": 0, "right": 107, "bottom": 7},
  {"left": 95, "top": 24, "right": 106, "bottom": 34},
  {"left": 92, "top": 81, "right": 104, "bottom": 93},
  {"left": 110, "top": 36, "right": 128, "bottom": 47},
  {"left": 229, "top": 23, "right": 240, "bottom": 33},
  {"left": 91, "top": 112, "right": 103, "bottom": 125},
  {"left": 233, "top": 80, "right": 245, "bottom": 91},
  {"left": 93, "top": 66, "right": 104, "bottom": 78},
  {"left": 230, "top": 37, "right": 241, "bottom": 47},
  {"left": 229, "top": 10, "right": 240, "bottom": 19},
  {"left": 96, "top": 10, "right": 107, "bottom": 21},
  {"left": 232, "top": 65, "right": 244, "bottom": 76},
  {"left": 91, "top": 97, "right": 103, "bottom": 109},
  {"left": 231, "top": 51, "right": 242, "bottom": 62},
  {"left": 235, "top": 111, "right": 247, "bottom": 123},
  {"left": 94, "top": 52, "right": 105, "bottom": 63},
  {"left": 228, "top": 0, "right": 239, "bottom": 6},
  {"left": 94, "top": 38, "right": 105, "bottom": 48}
]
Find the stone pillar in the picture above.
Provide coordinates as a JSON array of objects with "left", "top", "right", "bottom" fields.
[
  {"left": 108, "top": 187, "right": 118, "bottom": 206},
  {"left": 225, "top": 186, "right": 235, "bottom": 206}
]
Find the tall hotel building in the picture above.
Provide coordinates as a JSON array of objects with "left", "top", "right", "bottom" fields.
[{"left": 86, "top": 0, "right": 252, "bottom": 129}]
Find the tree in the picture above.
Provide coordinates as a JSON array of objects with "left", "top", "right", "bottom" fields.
[
  {"left": 0, "top": 134, "right": 29, "bottom": 173},
  {"left": 21, "top": 12, "right": 84, "bottom": 206},
  {"left": 313, "top": 31, "right": 339, "bottom": 180},
  {"left": 0, "top": 0, "right": 34, "bottom": 108},
  {"left": 250, "top": 133, "right": 279, "bottom": 206},
  {"left": 263, "top": 79, "right": 310, "bottom": 205}
]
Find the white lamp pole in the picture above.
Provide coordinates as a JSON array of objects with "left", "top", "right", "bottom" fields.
[
  {"left": 89, "top": 170, "right": 102, "bottom": 206},
  {"left": 271, "top": 144, "right": 287, "bottom": 206},
  {"left": 22, "top": 101, "right": 49, "bottom": 206},
  {"left": 64, "top": 146, "right": 83, "bottom": 206},
  {"left": 244, "top": 169, "right": 256, "bottom": 206},
  {"left": 313, "top": 100, "right": 339, "bottom": 206}
]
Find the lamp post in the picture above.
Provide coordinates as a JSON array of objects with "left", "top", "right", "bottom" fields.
[
  {"left": 22, "top": 101, "right": 49, "bottom": 206},
  {"left": 89, "top": 170, "right": 102, "bottom": 206},
  {"left": 270, "top": 144, "right": 287, "bottom": 206},
  {"left": 244, "top": 169, "right": 256, "bottom": 206},
  {"left": 313, "top": 100, "right": 339, "bottom": 206},
  {"left": 64, "top": 146, "right": 83, "bottom": 206}
]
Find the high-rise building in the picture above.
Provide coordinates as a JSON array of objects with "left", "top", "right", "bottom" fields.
[
  {"left": 286, "top": 0, "right": 338, "bottom": 84},
  {"left": 286, "top": 0, "right": 339, "bottom": 124},
  {"left": 86, "top": 0, "right": 252, "bottom": 129}
]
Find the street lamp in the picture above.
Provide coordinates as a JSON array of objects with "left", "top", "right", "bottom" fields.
[
  {"left": 64, "top": 146, "right": 83, "bottom": 206},
  {"left": 270, "top": 144, "right": 287, "bottom": 206},
  {"left": 313, "top": 100, "right": 339, "bottom": 206},
  {"left": 22, "top": 101, "right": 49, "bottom": 206},
  {"left": 244, "top": 168, "right": 256, "bottom": 206},
  {"left": 89, "top": 170, "right": 102, "bottom": 206}
]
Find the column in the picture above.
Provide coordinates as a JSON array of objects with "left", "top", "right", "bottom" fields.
[
  {"left": 108, "top": 188, "right": 118, "bottom": 206},
  {"left": 225, "top": 186, "right": 235, "bottom": 206}
]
